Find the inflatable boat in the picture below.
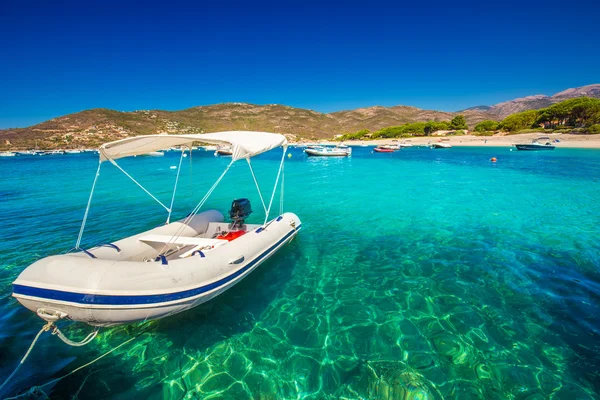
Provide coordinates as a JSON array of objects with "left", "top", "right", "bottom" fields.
[
  {"left": 215, "top": 146, "right": 233, "bottom": 156},
  {"left": 304, "top": 146, "right": 351, "bottom": 157},
  {"left": 12, "top": 131, "right": 301, "bottom": 327}
]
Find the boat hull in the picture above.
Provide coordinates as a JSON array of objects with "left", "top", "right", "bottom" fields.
[
  {"left": 515, "top": 144, "right": 555, "bottom": 151},
  {"left": 374, "top": 148, "right": 394, "bottom": 153},
  {"left": 13, "top": 211, "right": 301, "bottom": 326},
  {"left": 304, "top": 149, "right": 350, "bottom": 156}
]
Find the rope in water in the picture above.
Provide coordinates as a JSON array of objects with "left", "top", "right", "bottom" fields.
[
  {"left": 0, "top": 322, "right": 98, "bottom": 397},
  {"left": 0, "top": 322, "right": 53, "bottom": 395},
  {"left": 2, "top": 323, "right": 146, "bottom": 399}
]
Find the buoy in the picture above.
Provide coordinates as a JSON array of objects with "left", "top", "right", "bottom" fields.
[
  {"left": 287, "top": 153, "right": 292, "bottom": 158},
  {"left": 490, "top": 157, "right": 497, "bottom": 162}
]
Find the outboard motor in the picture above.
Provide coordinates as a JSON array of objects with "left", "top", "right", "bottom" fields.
[{"left": 229, "top": 198, "right": 252, "bottom": 228}]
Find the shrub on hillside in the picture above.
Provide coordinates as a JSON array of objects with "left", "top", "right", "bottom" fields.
[{"left": 587, "top": 124, "right": 600, "bottom": 134}]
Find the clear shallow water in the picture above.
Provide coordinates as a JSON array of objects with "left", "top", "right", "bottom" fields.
[{"left": 1, "top": 146, "right": 600, "bottom": 399}]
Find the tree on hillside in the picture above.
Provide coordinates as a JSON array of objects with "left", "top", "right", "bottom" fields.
[
  {"left": 339, "top": 129, "right": 370, "bottom": 141},
  {"left": 474, "top": 120, "right": 499, "bottom": 132},
  {"left": 424, "top": 121, "right": 450, "bottom": 135},
  {"left": 449, "top": 115, "right": 468, "bottom": 130},
  {"left": 498, "top": 110, "right": 539, "bottom": 132},
  {"left": 536, "top": 97, "right": 600, "bottom": 128}
]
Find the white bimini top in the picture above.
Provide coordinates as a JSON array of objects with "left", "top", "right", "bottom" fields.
[{"left": 99, "top": 131, "right": 287, "bottom": 162}]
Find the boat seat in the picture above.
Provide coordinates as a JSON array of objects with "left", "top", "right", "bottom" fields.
[{"left": 138, "top": 234, "right": 227, "bottom": 248}]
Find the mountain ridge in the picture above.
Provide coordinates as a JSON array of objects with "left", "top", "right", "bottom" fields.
[{"left": 1, "top": 84, "right": 599, "bottom": 149}]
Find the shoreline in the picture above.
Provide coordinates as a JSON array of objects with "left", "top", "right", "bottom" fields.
[{"left": 303, "top": 133, "right": 600, "bottom": 149}]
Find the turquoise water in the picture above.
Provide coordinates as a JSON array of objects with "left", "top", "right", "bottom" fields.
[{"left": 1, "top": 146, "right": 600, "bottom": 399}]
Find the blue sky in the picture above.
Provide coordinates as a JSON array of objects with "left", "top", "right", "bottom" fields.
[{"left": 1, "top": 0, "right": 599, "bottom": 128}]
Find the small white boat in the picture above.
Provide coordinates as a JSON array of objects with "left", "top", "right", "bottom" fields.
[
  {"left": 431, "top": 140, "right": 452, "bottom": 149},
  {"left": 65, "top": 149, "right": 82, "bottom": 154},
  {"left": 515, "top": 137, "right": 555, "bottom": 151},
  {"left": 12, "top": 131, "right": 300, "bottom": 327},
  {"left": 215, "top": 146, "right": 233, "bottom": 156},
  {"left": 399, "top": 140, "right": 413, "bottom": 148},
  {"left": 143, "top": 151, "right": 165, "bottom": 157},
  {"left": 45, "top": 150, "right": 65, "bottom": 155},
  {"left": 16, "top": 150, "right": 37, "bottom": 156},
  {"left": 304, "top": 146, "right": 351, "bottom": 157},
  {"left": 0, "top": 151, "right": 16, "bottom": 157},
  {"left": 203, "top": 145, "right": 217, "bottom": 151}
]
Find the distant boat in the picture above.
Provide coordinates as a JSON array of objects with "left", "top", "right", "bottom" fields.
[
  {"left": 134, "top": 151, "right": 162, "bottom": 157},
  {"left": 215, "top": 146, "right": 233, "bottom": 156},
  {"left": 515, "top": 137, "right": 555, "bottom": 151},
  {"left": 399, "top": 140, "right": 413, "bottom": 148},
  {"left": 16, "top": 150, "right": 37, "bottom": 156},
  {"left": 373, "top": 147, "right": 394, "bottom": 153},
  {"left": 304, "top": 146, "right": 351, "bottom": 157},
  {"left": 0, "top": 151, "right": 16, "bottom": 157},
  {"left": 45, "top": 150, "right": 65, "bottom": 155},
  {"left": 65, "top": 149, "right": 82, "bottom": 154},
  {"left": 431, "top": 140, "right": 452, "bottom": 149}
]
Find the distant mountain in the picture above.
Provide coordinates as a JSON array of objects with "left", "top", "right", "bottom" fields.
[
  {"left": 487, "top": 84, "right": 600, "bottom": 117},
  {"left": 0, "top": 104, "right": 495, "bottom": 149},
  {"left": 552, "top": 84, "right": 600, "bottom": 100},
  {"left": 458, "top": 105, "right": 492, "bottom": 112},
  {"left": 1, "top": 84, "right": 598, "bottom": 149}
]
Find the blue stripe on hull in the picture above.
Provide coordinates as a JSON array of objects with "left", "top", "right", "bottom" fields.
[{"left": 13, "top": 225, "right": 300, "bottom": 306}]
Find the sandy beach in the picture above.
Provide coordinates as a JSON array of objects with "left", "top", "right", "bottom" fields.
[{"left": 311, "top": 133, "right": 600, "bottom": 149}]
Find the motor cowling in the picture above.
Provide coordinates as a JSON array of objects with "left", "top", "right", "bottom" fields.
[{"left": 229, "top": 198, "right": 252, "bottom": 227}]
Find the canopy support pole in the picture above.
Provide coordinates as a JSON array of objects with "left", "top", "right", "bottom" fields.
[
  {"left": 75, "top": 161, "right": 102, "bottom": 249},
  {"left": 264, "top": 147, "right": 287, "bottom": 225},
  {"left": 166, "top": 148, "right": 186, "bottom": 224},
  {"left": 108, "top": 158, "right": 170, "bottom": 213},
  {"left": 279, "top": 152, "right": 285, "bottom": 215},
  {"left": 158, "top": 160, "right": 234, "bottom": 255},
  {"left": 247, "top": 159, "right": 267, "bottom": 216}
]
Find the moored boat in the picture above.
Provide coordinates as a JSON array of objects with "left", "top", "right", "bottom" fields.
[
  {"left": 12, "top": 131, "right": 301, "bottom": 327},
  {"left": 304, "top": 146, "right": 351, "bottom": 157},
  {"left": 0, "top": 151, "right": 16, "bottom": 157},
  {"left": 431, "top": 140, "right": 452, "bottom": 149},
  {"left": 215, "top": 146, "right": 233, "bottom": 156},
  {"left": 374, "top": 147, "right": 394, "bottom": 153},
  {"left": 515, "top": 137, "right": 555, "bottom": 151}
]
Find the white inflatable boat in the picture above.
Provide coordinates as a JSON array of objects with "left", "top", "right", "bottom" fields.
[
  {"left": 12, "top": 131, "right": 301, "bottom": 327},
  {"left": 304, "top": 146, "right": 351, "bottom": 157}
]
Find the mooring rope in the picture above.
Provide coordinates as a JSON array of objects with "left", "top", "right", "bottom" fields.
[
  {"left": 0, "top": 322, "right": 53, "bottom": 395},
  {"left": 2, "top": 323, "right": 149, "bottom": 399}
]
